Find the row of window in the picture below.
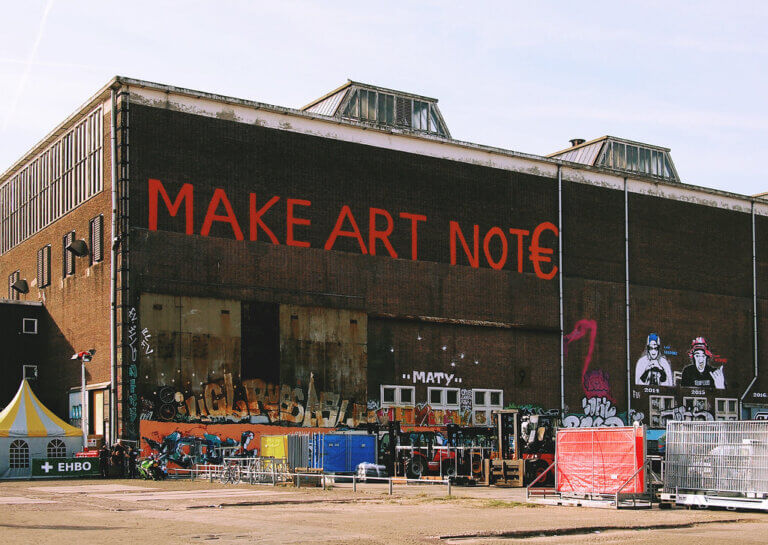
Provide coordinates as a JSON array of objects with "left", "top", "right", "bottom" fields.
[
  {"left": 0, "top": 106, "right": 103, "bottom": 255},
  {"left": 7, "top": 215, "right": 103, "bottom": 299},
  {"left": 649, "top": 395, "right": 738, "bottom": 427},
  {"left": 342, "top": 89, "right": 447, "bottom": 136},
  {"left": 381, "top": 385, "right": 503, "bottom": 426},
  {"left": 8, "top": 438, "right": 67, "bottom": 468}
]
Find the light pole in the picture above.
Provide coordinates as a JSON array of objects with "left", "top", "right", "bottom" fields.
[{"left": 72, "top": 350, "right": 95, "bottom": 448}]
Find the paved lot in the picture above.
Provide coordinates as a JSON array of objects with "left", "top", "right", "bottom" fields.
[{"left": 1, "top": 478, "right": 767, "bottom": 544}]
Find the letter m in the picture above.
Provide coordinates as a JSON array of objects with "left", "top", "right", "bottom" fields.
[{"left": 149, "top": 178, "right": 194, "bottom": 234}]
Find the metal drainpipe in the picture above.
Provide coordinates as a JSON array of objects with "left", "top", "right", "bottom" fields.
[
  {"left": 109, "top": 87, "right": 118, "bottom": 444},
  {"left": 740, "top": 200, "right": 759, "bottom": 418},
  {"left": 558, "top": 166, "right": 565, "bottom": 415},
  {"left": 624, "top": 177, "right": 631, "bottom": 422}
]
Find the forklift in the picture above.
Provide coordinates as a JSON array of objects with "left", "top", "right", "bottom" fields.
[
  {"left": 487, "top": 409, "right": 526, "bottom": 487},
  {"left": 486, "top": 409, "right": 556, "bottom": 487}
]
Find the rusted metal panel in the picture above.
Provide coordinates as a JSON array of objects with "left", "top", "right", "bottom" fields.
[
  {"left": 279, "top": 305, "right": 367, "bottom": 401},
  {"left": 139, "top": 294, "right": 242, "bottom": 393}
]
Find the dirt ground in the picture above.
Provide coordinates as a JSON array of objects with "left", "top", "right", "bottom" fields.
[{"left": 1, "top": 478, "right": 767, "bottom": 544}]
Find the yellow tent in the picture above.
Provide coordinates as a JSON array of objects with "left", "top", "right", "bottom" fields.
[{"left": 0, "top": 380, "right": 83, "bottom": 478}]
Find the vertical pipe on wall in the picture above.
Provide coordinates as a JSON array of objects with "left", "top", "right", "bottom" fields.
[
  {"left": 624, "top": 177, "right": 631, "bottom": 422},
  {"left": 558, "top": 166, "right": 565, "bottom": 414},
  {"left": 740, "top": 200, "right": 759, "bottom": 417},
  {"left": 109, "top": 87, "right": 118, "bottom": 445}
]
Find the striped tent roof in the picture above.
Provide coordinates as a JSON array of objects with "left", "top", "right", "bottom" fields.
[{"left": 0, "top": 380, "right": 81, "bottom": 437}]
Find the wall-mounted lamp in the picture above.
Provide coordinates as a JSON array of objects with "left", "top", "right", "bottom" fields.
[
  {"left": 10, "top": 278, "right": 29, "bottom": 294},
  {"left": 66, "top": 239, "right": 89, "bottom": 257}
]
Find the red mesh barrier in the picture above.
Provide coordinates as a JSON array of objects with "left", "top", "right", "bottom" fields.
[{"left": 556, "top": 426, "right": 645, "bottom": 494}]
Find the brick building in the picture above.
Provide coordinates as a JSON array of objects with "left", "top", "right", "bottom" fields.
[{"left": 2, "top": 77, "right": 767, "bottom": 444}]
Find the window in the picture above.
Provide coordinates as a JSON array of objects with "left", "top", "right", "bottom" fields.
[
  {"left": 47, "top": 439, "right": 67, "bottom": 458},
  {"left": 8, "top": 270, "right": 20, "bottom": 300},
  {"left": 37, "top": 245, "right": 50, "bottom": 287},
  {"left": 341, "top": 88, "right": 447, "bottom": 135},
  {"left": 9, "top": 439, "right": 29, "bottom": 468},
  {"left": 472, "top": 389, "right": 503, "bottom": 426},
  {"left": 89, "top": 215, "right": 103, "bottom": 264},
  {"left": 716, "top": 398, "right": 738, "bottom": 421},
  {"left": 649, "top": 395, "right": 675, "bottom": 427},
  {"left": 0, "top": 106, "right": 103, "bottom": 256},
  {"left": 22, "top": 318, "right": 37, "bottom": 334},
  {"left": 428, "top": 387, "right": 460, "bottom": 409},
  {"left": 63, "top": 231, "right": 75, "bottom": 277},
  {"left": 682, "top": 396, "right": 709, "bottom": 414},
  {"left": 380, "top": 385, "right": 416, "bottom": 407}
]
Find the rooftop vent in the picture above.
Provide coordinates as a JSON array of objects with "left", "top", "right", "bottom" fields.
[
  {"left": 302, "top": 80, "right": 450, "bottom": 138},
  {"left": 548, "top": 136, "right": 679, "bottom": 182}
]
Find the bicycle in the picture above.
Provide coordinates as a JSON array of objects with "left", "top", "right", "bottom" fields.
[{"left": 219, "top": 460, "right": 241, "bottom": 484}]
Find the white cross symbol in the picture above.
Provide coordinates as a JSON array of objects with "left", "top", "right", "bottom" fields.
[{"left": 41, "top": 462, "right": 53, "bottom": 473}]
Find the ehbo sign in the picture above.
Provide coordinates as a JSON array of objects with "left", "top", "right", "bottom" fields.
[{"left": 32, "top": 458, "right": 100, "bottom": 478}]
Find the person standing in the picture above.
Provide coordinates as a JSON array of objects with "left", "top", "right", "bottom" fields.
[
  {"left": 128, "top": 445, "right": 139, "bottom": 479},
  {"left": 99, "top": 444, "right": 110, "bottom": 478},
  {"left": 111, "top": 440, "right": 127, "bottom": 478}
]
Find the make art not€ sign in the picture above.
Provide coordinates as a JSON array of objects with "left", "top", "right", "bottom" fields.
[{"left": 147, "top": 178, "right": 559, "bottom": 279}]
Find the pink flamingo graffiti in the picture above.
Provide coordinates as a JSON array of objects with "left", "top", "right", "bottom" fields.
[{"left": 563, "top": 319, "right": 615, "bottom": 403}]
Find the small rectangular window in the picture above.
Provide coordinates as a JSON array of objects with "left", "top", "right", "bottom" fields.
[
  {"left": 380, "top": 385, "right": 416, "bottom": 407},
  {"left": 8, "top": 270, "right": 20, "bottom": 300},
  {"left": 472, "top": 389, "right": 503, "bottom": 426},
  {"left": 89, "top": 215, "right": 103, "bottom": 264},
  {"left": 427, "top": 387, "right": 460, "bottom": 410},
  {"left": 649, "top": 395, "right": 675, "bottom": 428},
  {"left": 63, "top": 231, "right": 75, "bottom": 277},
  {"left": 22, "top": 318, "right": 37, "bottom": 334},
  {"left": 715, "top": 397, "right": 738, "bottom": 421},
  {"left": 37, "top": 245, "right": 51, "bottom": 287}
]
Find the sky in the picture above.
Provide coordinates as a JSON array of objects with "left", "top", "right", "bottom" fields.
[{"left": 1, "top": 1, "right": 767, "bottom": 196}]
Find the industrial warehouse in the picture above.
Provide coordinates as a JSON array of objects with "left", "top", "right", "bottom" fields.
[{"left": 1, "top": 77, "right": 768, "bottom": 490}]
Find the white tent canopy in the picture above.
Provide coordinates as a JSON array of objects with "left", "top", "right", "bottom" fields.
[{"left": 0, "top": 380, "right": 83, "bottom": 478}]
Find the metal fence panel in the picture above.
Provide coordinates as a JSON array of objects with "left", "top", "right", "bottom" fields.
[{"left": 664, "top": 421, "right": 768, "bottom": 495}]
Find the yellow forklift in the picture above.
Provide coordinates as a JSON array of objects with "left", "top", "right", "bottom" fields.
[{"left": 486, "top": 409, "right": 526, "bottom": 487}]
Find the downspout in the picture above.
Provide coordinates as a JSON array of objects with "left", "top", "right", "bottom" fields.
[
  {"left": 558, "top": 166, "right": 565, "bottom": 415},
  {"left": 740, "top": 200, "right": 758, "bottom": 418},
  {"left": 624, "top": 177, "right": 631, "bottom": 423},
  {"left": 109, "top": 86, "right": 118, "bottom": 444}
]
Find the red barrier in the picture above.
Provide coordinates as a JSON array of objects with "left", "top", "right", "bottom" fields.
[{"left": 556, "top": 426, "right": 645, "bottom": 494}]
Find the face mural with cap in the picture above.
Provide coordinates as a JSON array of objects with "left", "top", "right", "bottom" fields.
[{"left": 681, "top": 337, "right": 725, "bottom": 389}]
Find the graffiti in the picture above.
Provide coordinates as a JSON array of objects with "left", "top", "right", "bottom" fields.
[
  {"left": 140, "top": 328, "right": 154, "bottom": 356},
  {"left": 506, "top": 403, "right": 561, "bottom": 418},
  {"left": 635, "top": 333, "right": 673, "bottom": 386},
  {"left": 660, "top": 405, "right": 714, "bottom": 422},
  {"left": 139, "top": 421, "right": 331, "bottom": 468},
  {"left": 413, "top": 403, "right": 473, "bottom": 426},
  {"left": 125, "top": 307, "right": 140, "bottom": 435},
  {"left": 681, "top": 337, "right": 725, "bottom": 389},
  {"left": 402, "top": 371, "right": 462, "bottom": 385},
  {"left": 459, "top": 389, "right": 472, "bottom": 413},
  {"left": 148, "top": 178, "right": 559, "bottom": 279},
  {"left": 564, "top": 319, "right": 615, "bottom": 402},
  {"left": 563, "top": 397, "right": 624, "bottom": 428}
]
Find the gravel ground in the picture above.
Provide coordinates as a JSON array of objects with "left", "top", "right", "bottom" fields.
[{"left": 1, "top": 478, "right": 766, "bottom": 544}]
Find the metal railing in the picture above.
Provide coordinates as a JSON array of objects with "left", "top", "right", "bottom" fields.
[{"left": 169, "top": 458, "right": 452, "bottom": 496}]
